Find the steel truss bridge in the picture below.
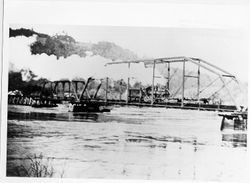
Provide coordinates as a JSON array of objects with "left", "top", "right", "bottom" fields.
[{"left": 8, "top": 57, "right": 242, "bottom": 112}]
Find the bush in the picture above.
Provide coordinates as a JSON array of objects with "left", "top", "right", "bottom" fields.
[{"left": 13, "top": 153, "right": 55, "bottom": 177}]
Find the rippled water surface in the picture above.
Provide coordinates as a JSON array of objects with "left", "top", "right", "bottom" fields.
[{"left": 7, "top": 105, "right": 247, "bottom": 180}]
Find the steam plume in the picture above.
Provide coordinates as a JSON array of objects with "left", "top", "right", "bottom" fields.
[{"left": 9, "top": 28, "right": 138, "bottom": 61}]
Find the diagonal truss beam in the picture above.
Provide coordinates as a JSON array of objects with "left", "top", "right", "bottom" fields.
[
  {"left": 192, "top": 58, "right": 235, "bottom": 78},
  {"left": 196, "top": 77, "right": 220, "bottom": 96},
  {"left": 105, "top": 56, "right": 240, "bottom": 107}
]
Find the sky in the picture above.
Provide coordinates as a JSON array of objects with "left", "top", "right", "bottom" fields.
[
  {"left": 4, "top": 1, "right": 250, "bottom": 83},
  {"left": 9, "top": 24, "right": 249, "bottom": 83}
]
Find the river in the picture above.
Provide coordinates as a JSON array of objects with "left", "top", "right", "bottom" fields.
[{"left": 7, "top": 105, "right": 247, "bottom": 181}]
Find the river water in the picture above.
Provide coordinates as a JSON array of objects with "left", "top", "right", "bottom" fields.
[{"left": 7, "top": 105, "right": 247, "bottom": 181}]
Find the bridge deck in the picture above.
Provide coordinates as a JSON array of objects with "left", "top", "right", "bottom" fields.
[
  {"left": 72, "top": 99, "right": 237, "bottom": 112},
  {"left": 8, "top": 95, "right": 237, "bottom": 112}
]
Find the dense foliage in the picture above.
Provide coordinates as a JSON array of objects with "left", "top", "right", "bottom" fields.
[
  {"left": 8, "top": 70, "right": 131, "bottom": 99},
  {"left": 8, "top": 71, "right": 49, "bottom": 96}
]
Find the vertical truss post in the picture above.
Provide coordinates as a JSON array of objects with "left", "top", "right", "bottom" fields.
[
  {"left": 167, "top": 62, "right": 170, "bottom": 91},
  {"left": 181, "top": 61, "right": 185, "bottom": 107},
  {"left": 62, "top": 82, "right": 65, "bottom": 97},
  {"left": 126, "top": 63, "right": 131, "bottom": 104},
  {"left": 52, "top": 81, "right": 58, "bottom": 94},
  {"left": 68, "top": 81, "right": 71, "bottom": 97},
  {"left": 197, "top": 60, "right": 201, "bottom": 109},
  {"left": 75, "top": 82, "right": 78, "bottom": 96},
  {"left": 151, "top": 60, "right": 156, "bottom": 105}
]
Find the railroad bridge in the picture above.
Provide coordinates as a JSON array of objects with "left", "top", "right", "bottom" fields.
[{"left": 8, "top": 57, "right": 243, "bottom": 112}]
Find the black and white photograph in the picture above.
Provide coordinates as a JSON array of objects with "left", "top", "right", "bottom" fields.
[{"left": 0, "top": 1, "right": 249, "bottom": 183}]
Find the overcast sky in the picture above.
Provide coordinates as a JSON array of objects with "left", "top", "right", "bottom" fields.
[{"left": 5, "top": 1, "right": 250, "bottom": 83}]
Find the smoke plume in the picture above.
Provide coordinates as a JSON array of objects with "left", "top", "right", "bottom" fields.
[{"left": 9, "top": 28, "right": 138, "bottom": 61}]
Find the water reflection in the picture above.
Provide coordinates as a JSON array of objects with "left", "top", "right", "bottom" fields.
[
  {"left": 222, "top": 133, "right": 247, "bottom": 148},
  {"left": 8, "top": 111, "right": 100, "bottom": 122}
]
